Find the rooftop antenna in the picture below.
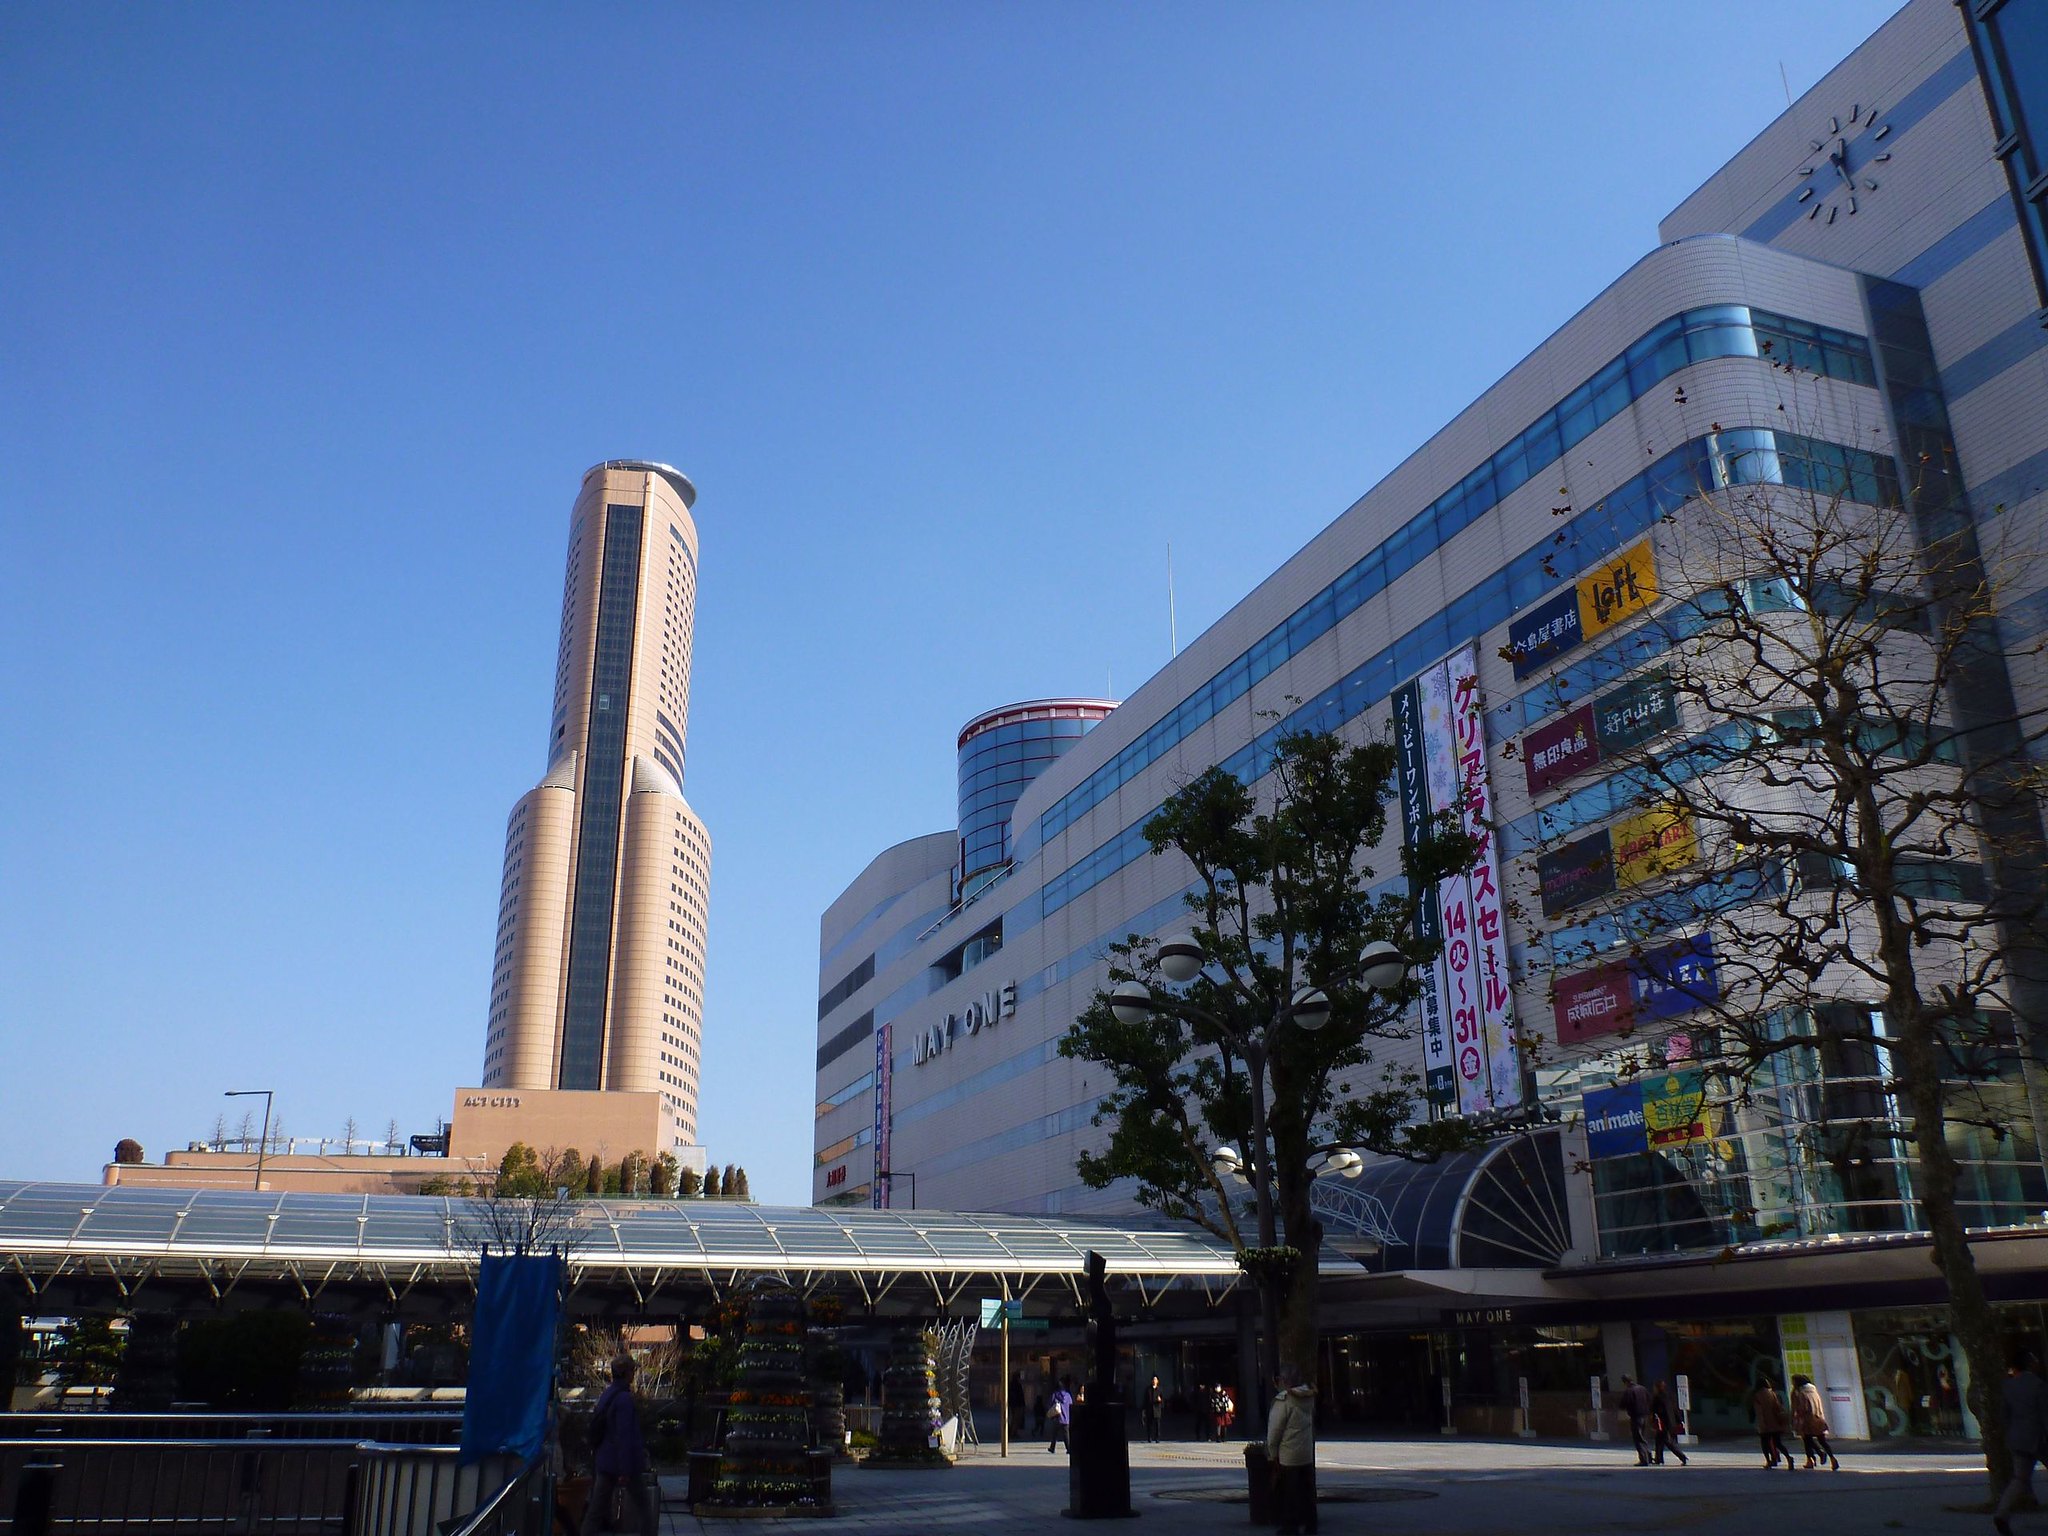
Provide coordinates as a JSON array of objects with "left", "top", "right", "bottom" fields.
[
  {"left": 1168, "top": 542, "right": 1179, "bottom": 658},
  {"left": 1780, "top": 61, "right": 1794, "bottom": 110}
]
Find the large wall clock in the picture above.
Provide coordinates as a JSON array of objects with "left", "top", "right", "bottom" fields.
[{"left": 1796, "top": 101, "right": 1893, "bottom": 223}]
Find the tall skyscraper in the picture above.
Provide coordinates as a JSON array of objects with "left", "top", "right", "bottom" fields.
[{"left": 482, "top": 461, "right": 711, "bottom": 1153}]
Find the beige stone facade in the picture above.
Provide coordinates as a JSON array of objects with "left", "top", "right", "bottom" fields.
[
  {"left": 481, "top": 463, "right": 712, "bottom": 1156},
  {"left": 102, "top": 1150, "right": 453, "bottom": 1196}
]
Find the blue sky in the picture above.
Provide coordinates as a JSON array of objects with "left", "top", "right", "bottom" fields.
[{"left": 0, "top": 2, "right": 1901, "bottom": 1200}]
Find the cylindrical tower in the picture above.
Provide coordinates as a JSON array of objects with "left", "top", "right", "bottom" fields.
[
  {"left": 955, "top": 698, "right": 1116, "bottom": 898},
  {"left": 481, "top": 462, "right": 712, "bottom": 1149}
]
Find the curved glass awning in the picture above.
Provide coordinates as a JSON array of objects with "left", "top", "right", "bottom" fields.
[
  {"left": 1315, "top": 1129, "right": 1574, "bottom": 1272},
  {"left": 0, "top": 1181, "right": 1243, "bottom": 1313}
]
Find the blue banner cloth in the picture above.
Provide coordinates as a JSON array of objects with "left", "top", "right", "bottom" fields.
[{"left": 459, "top": 1252, "right": 565, "bottom": 1465}]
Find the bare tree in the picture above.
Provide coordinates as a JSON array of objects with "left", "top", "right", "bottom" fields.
[
  {"left": 386, "top": 1118, "right": 402, "bottom": 1155},
  {"left": 452, "top": 1145, "right": 589, "bottom": 1258},
  {"left": 211, "top": 1114, "right": 229, "bottom": 1152},
  {"left": 340, "top": 1116, "right": 360, "bottom": 1154},
  {"left": 1520, "top": 445, "right": 2048, "bottom": 1495}
]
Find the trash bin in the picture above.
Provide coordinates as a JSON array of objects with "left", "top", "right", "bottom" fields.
[
  {"left": 1243, "top": 1443, "right": 1275, "bottom": 1527},
  {"left": 686, "top": 1450, "right": 722, "bottom": 1507}
]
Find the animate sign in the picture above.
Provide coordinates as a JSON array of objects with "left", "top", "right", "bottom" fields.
[
  {"left": 1522, "top": 672, "right": 1678, "bottom": 796},
  {"left": 1509, "top": 540, "right": 1660, "bottom": 680},
  {"left": 911, "top": 982, "right": 1019, "bottom": 1066},
  {"left": 1550, "top": 933, "right": 1720, "bottom": 1046},
  {"left": 824, "top": 1164, "right": 847, "bottom": 1188}
]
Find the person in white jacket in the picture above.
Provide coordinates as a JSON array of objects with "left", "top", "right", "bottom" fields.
[{"left": 1265, "top": 1364, "right": 1317, "bottom": 1536}]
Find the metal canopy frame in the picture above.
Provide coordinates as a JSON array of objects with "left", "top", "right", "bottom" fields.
[{"left": 0, "top": 1182, "right": 1241, "bottom": 1317}]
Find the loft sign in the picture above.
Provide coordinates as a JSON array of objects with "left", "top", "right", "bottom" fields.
[{"left": 913, "top": 982, "right": 1018, "bottom": 1066}]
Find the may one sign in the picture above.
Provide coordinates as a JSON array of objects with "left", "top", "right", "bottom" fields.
[{"left": 912, "top": 982, "right": 1018, "bottom": 1066}]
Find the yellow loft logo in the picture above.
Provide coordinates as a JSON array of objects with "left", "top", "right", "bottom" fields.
[{"left": 1577, "top": 539, "right": 1658, "bottom": 638}]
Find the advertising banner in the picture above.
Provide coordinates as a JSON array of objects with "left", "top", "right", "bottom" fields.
[
  {"left": 1578, "top": 539, "right": 1659, "bottom": 638},
  {"left": 1584, "top": 1082, "right": 1648, "bottom": 1159},
  {"left": 1393, "top": 681, "right": 1455, "bottom": 1107},
  {"left": 1509, "top": 588, "right": 1584, "bottom": 680},
  {"left": 1508, "top": 540, "right": 1661, "bottom": 680},
  {"left": 1614, "top": 803, "right": 1697, "bottom": 888},
  {"left": 1642, "top": 1069, "right": 1710, "bottom": 1148},
  {"left": 1420, "top": 661, "right": 1484, "bottom": 1114},
  {"left": 1552, "top": 962, "right": 1635, "bottom": 1046},
  {"left": 1538, "top": 828, "right": 1617, "bottom": 917},
  {"left": 1594, "top": 672, "right": 1678, "bottom": 754},
  {"left": 1523, "top": 702, "right": 1600, "bottom": 795},
  {"left": 1630, "top": 933, "right": 1720, "bottom": 1022},
  {"left": 871, "top": 1023, "right": 892, "bottom": 1209},
  {"left": 1448, "top": 645, "right": 1523, "bottom": 1113}
]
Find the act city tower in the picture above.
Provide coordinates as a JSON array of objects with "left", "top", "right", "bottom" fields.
[{"left": 480, "top": 461, "right": 712, "bottom": 1156}]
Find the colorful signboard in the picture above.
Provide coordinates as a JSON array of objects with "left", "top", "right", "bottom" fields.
[
  {"left": 1614, "top": 803, "right": 1697, "bottom": 888},
  {"left": 1509, "top": 541, "right": 1660, "bottom": 680},
  {"left": 1584, "top": 1081, "right": 1648, "bottom": 1159},
  {"left": 1552, "top": 962, "right": 1634, "bottom": 1045},
  {"left": 1398, "top": 647, "right": 1523, "bottom": 1116},
  {"left": 1594, "top": 673, "right": 1678, "bottom": 754},
  {"left": 1578, "top": 540, "right": 1659, "bottom": 638},
  {"left": 1509, "top": 589, "right": 1584, "bottom": 679},
  {"left": 870, "top": 1023, "right": 892, "bottom": 1210},
  {"left": 1523, "top": 703, "right": 1599, "bottom": 795},
  {"left": 1449, "top": 645, "right": 1522, "bottom": 1113},
  {"left": 1642, "top": 1069, "right": 1710, "bottom": 1147},
  {"left": 1393, "top": 680, "right": 1455, "bottom": 1107},
  {"left": 1631, "top": 933, "right": 1719, "bottom": 1022},
  {"left": 1538, "top": 828, "right": 1617, "bottom": 917}
]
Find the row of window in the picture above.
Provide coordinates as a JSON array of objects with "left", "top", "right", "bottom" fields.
[
  {"left": 1040, "top": 426, "right": 1890, "bottom": 919},
  {"left": 1039, "top": 306, "right": 1881, "bottom": 844},
  {"left": 818, "top": 953, "right": 875, "bottom": 1020}
]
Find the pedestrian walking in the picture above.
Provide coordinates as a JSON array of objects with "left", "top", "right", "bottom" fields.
[
  {"left": 1753, "top": 1379, "right": 1795, "bottom": 1470},
  {"left": 1214, "top": 1384, "right": 1236, "bottom": 1441},
  {"left": 1651, "top": 1380, "right": 1689, "bottom": 1466},
  {"left": 1619, "top": 1375, "right": 1652, "bottom": 1465},
  {"left": 583, "top": 1355, "right": 658, "bottom": 1536},
  {"left": 1266, "top": 1364, "right": 1317, "bottom": 1536},
  {"left": 1996, "top": 1350, "right": 2048, "bottom": 1534},
  {"left": 1142, "top": 1375, "right": 1165, "bottom": 1443},
  {"left": 1192, "top": 1382, "right": 1211, "bottom": 1442},
  {"left": 1047, "top": 1376, "right": 1074, "bottom": 1454},
  {"left": 1791, "top": 1374, "right": 1839, "bottom": 1470}
]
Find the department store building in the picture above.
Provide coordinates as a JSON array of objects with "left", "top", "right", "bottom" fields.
[{"left": 815, "top": 0, "right": 2048, "bottom": 1438}]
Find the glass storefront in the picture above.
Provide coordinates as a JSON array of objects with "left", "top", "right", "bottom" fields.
[{"left": 1634, "top": 1317, "right": 1782, "bottom": 1436}]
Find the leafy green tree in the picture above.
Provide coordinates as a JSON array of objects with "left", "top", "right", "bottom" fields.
[
  {"left": 703, "top": 1165, "right": 722, "bottom": 1199},
  {"left": 677, "top": 1166, "right": 703, "bottom": 1199},
  {"left": 585, "top": 1152, "right": 605, "bottom": 1196},
  {"left": 721, "top": 1163, "right": 737, "bottom": 1199},
  {"left": 558, "top": 1149, "right": 586, "bottom": 1197},
  {"left": 495, "top": 1142, "right": 548, "bottom": 1199},
  {"left": 52, "top": 1315, "right": 124, "bottom": 1388},
  {"left": 652, "top": 1151, "right": 678, "bottom": 1197},
  {"left": 1061, "top": 726, "right": 1478, "bottom": 1377},
  {"left": 730, "top": 1166, "right": 752, "bottom": 1202}
]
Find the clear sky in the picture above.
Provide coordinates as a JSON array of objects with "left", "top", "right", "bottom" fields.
[{"left": 1, "top": 2, "right": 1902, "bottom": 1201}]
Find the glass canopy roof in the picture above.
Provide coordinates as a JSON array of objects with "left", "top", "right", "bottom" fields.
[{"left": 0, "top": 1181, "right": 1238, "bottom": 1279}]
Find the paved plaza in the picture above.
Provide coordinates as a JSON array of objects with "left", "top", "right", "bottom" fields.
[{"left": 658, "top": 1437, "right": 2015, "bottom": 1535}]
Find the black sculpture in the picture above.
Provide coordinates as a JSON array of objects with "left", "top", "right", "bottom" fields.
[{"left": 1064, "top": 1249, "right": 1135, "bottom": 1519}]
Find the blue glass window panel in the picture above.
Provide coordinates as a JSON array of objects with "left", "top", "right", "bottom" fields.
[
  {"left": 1522, "top": 411, "right": 1563, "bottom": 473},
  {"left": 1037, "top": 311, "right": 1876, "bottom": 848}
]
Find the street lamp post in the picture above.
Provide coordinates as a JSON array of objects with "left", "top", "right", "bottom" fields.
[
  {"left": 224, "top": 1089, "right": 274, "bottom": 1192},
  {"left": 875, "top": 1169, "right": 916, "bottom": 1209}
]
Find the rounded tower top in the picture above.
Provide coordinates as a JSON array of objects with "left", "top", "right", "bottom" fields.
[{"left": 584, "top": 459, "right": 697, "bottom": 508}]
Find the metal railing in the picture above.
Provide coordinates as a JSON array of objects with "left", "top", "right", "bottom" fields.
[
  {"left": 4, "top": 1412, "right": 462, "bottom": 1446},
  {"left": 443, "top": 1459, "right": 551, "bottom": 1536},
  {"left": 344, "top": 1446, "right": 520, "bottom": 1536},
  {"left": 0, "top": 1438, "right": 360, "bottom": 1535}
]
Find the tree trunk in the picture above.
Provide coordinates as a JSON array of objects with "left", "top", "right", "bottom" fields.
[{"left": 1890, "top": 1008, "right": 2010, "bottom": 1499}]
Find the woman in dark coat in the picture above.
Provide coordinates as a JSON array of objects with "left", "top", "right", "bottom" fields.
[{"left": 1753, "top": 1380, "right": 1795, "bottom": 1470}]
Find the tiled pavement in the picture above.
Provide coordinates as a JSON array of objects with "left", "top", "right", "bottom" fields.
[{"left": 653, "top": 1437, "right": 2011, "bottom": 1535}]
